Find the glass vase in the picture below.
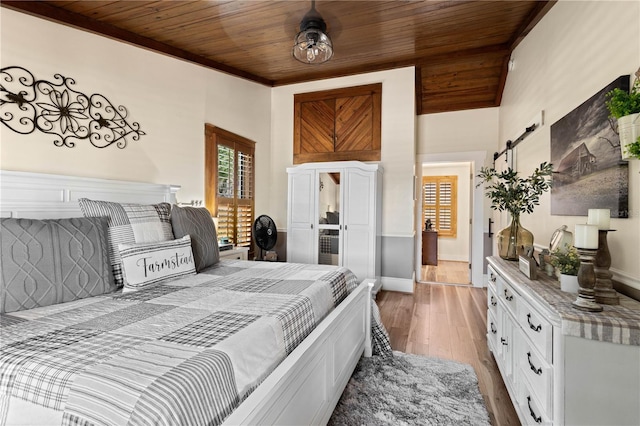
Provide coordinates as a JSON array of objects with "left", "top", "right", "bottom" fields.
[{"left": 497, "top": 216, "right": 534, "bottom": 260}]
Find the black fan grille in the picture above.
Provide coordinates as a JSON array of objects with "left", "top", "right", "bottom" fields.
[{"left": 254, "top": 215, "right": 277, "bottom": 251}]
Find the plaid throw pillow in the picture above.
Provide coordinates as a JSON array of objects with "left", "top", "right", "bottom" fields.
[{"left": 78, "top": 198, "right": 174, "bottom": 287}]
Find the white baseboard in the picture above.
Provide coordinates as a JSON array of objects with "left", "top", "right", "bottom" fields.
[
  {"left": 438, "top": 255, "right": 469, "bottom": 262},
  {"left": 381, "top": 276, "right": 414, "bottom": 293}
]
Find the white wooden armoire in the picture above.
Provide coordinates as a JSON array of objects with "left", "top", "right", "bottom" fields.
[{"left": 286, "top": 161, "right": 382, "bottom": 283}]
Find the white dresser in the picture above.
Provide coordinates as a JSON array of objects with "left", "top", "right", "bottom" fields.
[{"left": 487, "top": 256, "right": 640, "bottom": 425}]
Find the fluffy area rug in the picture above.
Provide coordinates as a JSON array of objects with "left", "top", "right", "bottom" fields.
[{"left": 328, "top": 352, "right": 490, "bottom": 426}]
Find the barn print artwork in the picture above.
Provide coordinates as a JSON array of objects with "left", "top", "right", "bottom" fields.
[{"left": 550, "top": 76, "right": 629, "bottom": 218}]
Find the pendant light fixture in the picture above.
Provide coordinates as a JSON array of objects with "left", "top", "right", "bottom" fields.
[{"left": 292, "top": 1, "right": 333, "bottom": 64}]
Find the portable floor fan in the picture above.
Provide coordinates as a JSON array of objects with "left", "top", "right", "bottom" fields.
[{"left": 253, "top": 215, "right": 277, "bottom": 260}]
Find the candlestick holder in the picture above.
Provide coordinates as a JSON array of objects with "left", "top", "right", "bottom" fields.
[
  {"left": 572, "top": 248, "right": 603, "bottom": 312},
  {"left": 594, "top": 230, "right": 620, "bottom": 305}
]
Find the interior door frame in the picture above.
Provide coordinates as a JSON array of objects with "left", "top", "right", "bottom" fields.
[{"left": 415, "top": 151, "right": 487, "bottom": 288}]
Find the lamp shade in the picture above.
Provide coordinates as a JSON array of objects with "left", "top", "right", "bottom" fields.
[{"left": 292, "top": 2, "right": 333, "bottom": 64}]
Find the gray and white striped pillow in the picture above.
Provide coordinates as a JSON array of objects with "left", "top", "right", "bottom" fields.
[{"left": 78, "top": 198, "right": 174, "bottom": 287}]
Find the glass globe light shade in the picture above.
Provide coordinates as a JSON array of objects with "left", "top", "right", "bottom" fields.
[{"left": 293, "top": 27, "right": 333, "bottom": 64}]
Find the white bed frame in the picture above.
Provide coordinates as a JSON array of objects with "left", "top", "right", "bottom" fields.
[{"left": 0, "top": 170, "right": 373, "bottom": 425}]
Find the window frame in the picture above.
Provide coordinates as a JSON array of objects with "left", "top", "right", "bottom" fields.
[
  {"left": 422, "top": 175, "right": 457, "bottom": 238},
  {"left": 205, "top": 124, "right": 255, "bottom": 251}
]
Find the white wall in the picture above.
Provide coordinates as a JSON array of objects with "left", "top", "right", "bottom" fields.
[
  {"left": 417, "top": 108, "right": 500, "bottom": 156},
  {"left": 0, "top": 8, "right": 272, "bottom": 210},
  {"left": 499, "top": 0, "right": 640, "bottom": 290},
  {"left": 421, "top": 163, "right": 471, "bottom": 262},
  {"left": 270, "top": 67, "right": 416, "bottom": 237}
]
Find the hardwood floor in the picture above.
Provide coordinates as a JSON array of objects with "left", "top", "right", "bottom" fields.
[
  {"left": 420, "top": 260, "right": 471, "bottom": 285},
  {"left": 376, "top": 283, "right": 520, "bottom": 426}
]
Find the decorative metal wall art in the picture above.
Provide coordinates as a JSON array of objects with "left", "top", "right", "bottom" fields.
[{"left": 0, "top": 66, "right": 145, "bottom": 148}]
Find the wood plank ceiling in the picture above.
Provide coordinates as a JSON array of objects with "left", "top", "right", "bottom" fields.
[{"left": 2, "top": 1, "right": 555, "bottom": 114}]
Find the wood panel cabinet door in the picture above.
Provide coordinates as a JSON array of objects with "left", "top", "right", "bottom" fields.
[
  {"left": 294, "top": 84, "right": 381, "bottom": 164},
  {"left": 298, "top": 98, "right": 335, "bottom": 156},
  {"left": 335, "top": 94, "right": 377, "bottom": 154}
]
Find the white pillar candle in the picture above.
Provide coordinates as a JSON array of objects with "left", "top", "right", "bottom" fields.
[
  {"left": 574, "top": 224, "right": 599, "bottom": 249},
  {"left": 587, "top": 209, "right": 610, "bottom": 230}
]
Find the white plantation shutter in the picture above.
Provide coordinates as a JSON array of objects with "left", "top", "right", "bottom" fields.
[
  {"left": 205, "top": 125, "right": 255, "bottom": 251},
  {"left": 422, "top": 176, "right": 457, "bottom": 238}
]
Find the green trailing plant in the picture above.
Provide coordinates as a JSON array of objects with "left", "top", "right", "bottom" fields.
[
  {"left": 550, "top": 245, "right": 580, "bottom": 276},
  {"left": 605, "top": 69, "right": 640, "bottom": 119},
  {"left": 476, "top": 162, "right": 554, "bottom": 218}
]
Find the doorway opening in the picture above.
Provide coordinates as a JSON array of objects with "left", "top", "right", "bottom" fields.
[
  {"left": 418, "top": 162, "right": 472, "bottom": 285},
  {"left": 415, "top": 151, "right": 487, "bottom": 288}
]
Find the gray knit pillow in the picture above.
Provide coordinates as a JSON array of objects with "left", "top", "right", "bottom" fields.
[
  {"left": 0, "top": 217, "right": 115, "bottom": 313},
  {"left": 170, "top": 206, "right": 219, "bottom": 271}
]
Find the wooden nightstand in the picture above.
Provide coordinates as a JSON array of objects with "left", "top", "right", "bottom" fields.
[{"left": 219, "top": 246, "right": 249, "bottom": 261}]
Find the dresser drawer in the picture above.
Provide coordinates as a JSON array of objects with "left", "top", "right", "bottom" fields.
[
  {"left": 500, "top": 279, "right": 518, "bottom": 318},
  {"left": 488, "top": 266, "right": 498, "bottom": 290},
  {"left": 517, "top": 302, "right": 553, "bottom": 362},
  {"left": 488, "top": 285, "right": 498, "bottom": 317},
  {"left": 487, "top": 310, "right": 499, "bottom": 351},
  {"left": 517, "top": 380, "right": 552, "bottom": 426},
  {"left": 517, "top": 337, "right": 552, "bottom": 415}
]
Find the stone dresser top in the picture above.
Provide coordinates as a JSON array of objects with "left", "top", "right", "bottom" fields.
[{"left": 488, "top": 256, "right": 640, "bottom": 346}]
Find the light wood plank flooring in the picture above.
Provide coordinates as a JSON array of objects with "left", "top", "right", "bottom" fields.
[
  {"left": 420, "top": 260, "right": 471, "bottom": 285},
  {"left": 377, "top": 283, "right": 520, "bottom": 426}
]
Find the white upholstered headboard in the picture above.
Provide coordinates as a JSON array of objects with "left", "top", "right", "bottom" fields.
[{"left": 0, "top": 170, "right": 180, "bottom": 219}]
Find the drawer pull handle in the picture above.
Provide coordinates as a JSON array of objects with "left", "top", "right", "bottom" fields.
[
  {"left": 527, "top": 314, "right": 542, "bottom": 332},
  {"left": 527, "top": 352, "right": 543, "bottom": 375},
  {"left": 527, "top": 396, "right": 542, "bottom": 423},
  {"left": 490, "top": 296, "right": 497, "bottom": 306},
  {"left": 490, "top": 273, "right": 496, "bottom": 283},
  {"left": 491, "top": 322, "right": 497, "bottom": 334},
  {"left": 500, "top": 337, "right": 508, "bottom": 346},
  {"left": 504, "top": 289, "right": 513, "bottom": 301}
]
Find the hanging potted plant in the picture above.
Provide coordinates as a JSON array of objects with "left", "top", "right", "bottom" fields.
[
  {"left": 550, "top": 245, "right": 580, "bottom": 293},
  {"left": 606, "top": 67, "right": 640, "bottom": 160},
  {"left": 477, "top": 162, "right": 553, "bottom": 260}
]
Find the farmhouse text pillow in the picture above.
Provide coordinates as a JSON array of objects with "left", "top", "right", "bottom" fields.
[{"left": 119, "top": 235, "right": 196, "bottom": 291}]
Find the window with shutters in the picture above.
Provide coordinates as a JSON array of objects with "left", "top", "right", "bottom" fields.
[
  {"left": 205, "top": 125, "right": 255, "bottom": 251},
  {"left": 422, "top": 175, "right": 457, "bottom": 238}
]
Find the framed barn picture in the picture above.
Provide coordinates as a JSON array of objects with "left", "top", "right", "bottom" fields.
[{"left": 550, "top": 76, "right": 629, "bottom": 218}]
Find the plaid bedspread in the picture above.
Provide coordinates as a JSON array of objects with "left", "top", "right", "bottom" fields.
[{"left": 0, "top": 260, "right": 361, "bottom": 426}]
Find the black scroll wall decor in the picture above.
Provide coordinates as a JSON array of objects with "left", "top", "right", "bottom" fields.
[{"left": 0, "top": 66, "right": 145, "bottom": 148}]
